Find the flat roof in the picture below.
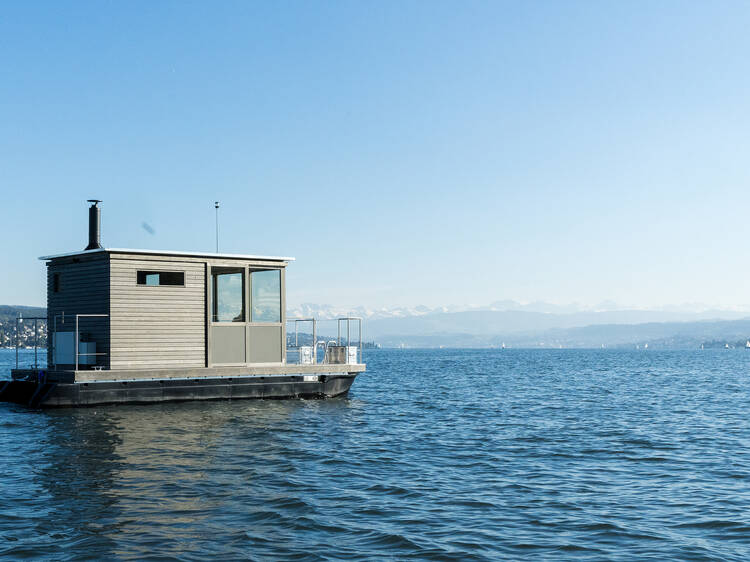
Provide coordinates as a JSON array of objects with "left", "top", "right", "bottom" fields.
[{"left": 39, "top": 248, "right": 295, "bottom": 262}]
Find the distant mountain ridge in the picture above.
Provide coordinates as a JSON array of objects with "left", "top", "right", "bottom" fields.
[
  {"left": 364, "top": 309, "right": 750, "bottom": 337},
  {"left": 288, "top": 302, "right": 750, "bottom": 349},
  {"left": 372, "top": 318, "right": 750, "bottom": 350}
]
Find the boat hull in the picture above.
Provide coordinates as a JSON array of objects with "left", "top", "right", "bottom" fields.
[{"left": 0, "top": 373, "right": 357, "bottom": 408}]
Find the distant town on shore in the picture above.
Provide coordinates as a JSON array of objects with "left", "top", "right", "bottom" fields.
[{"left": 0, "top": 306, "right": 46, "bottom": 349}]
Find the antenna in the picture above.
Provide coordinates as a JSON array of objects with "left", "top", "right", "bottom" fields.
[{"left": 214, "top": 201, "right": 219, "bottom": 253}]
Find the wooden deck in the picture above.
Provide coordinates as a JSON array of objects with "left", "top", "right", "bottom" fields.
[{"left": 12, "top": 363, "right": 366, "bottom": 384}]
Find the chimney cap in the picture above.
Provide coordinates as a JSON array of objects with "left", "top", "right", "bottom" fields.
[{"left": 87, "top": 199, "right": 102, "bottom": 205}]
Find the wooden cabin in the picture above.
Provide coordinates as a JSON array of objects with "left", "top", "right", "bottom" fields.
[{"left": 44, "top": 247, "right": 291, "bottom": 371}]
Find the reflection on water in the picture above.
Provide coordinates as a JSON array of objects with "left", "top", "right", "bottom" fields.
[
  {"left": 2, "top": 349, "right": 750, "bottom": 559},
  {"left": 29, "top": 398, "right": 360, "bottom": 559}
]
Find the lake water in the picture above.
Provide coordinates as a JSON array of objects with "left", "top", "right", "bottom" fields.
[{"left": 1, "top": 348, "right": 750, "bottom": 560}]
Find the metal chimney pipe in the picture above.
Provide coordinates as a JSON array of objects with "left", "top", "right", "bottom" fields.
[{"left": 85, "top": 199, "right": 103, "bottom": 250}]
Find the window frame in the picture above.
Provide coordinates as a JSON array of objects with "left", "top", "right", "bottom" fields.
[
  {"left": 249, "top": 268, "right": 282, "bottom": 324},
  {"left": 136, "top": 270, "right": 186, "bottom": 287},
  {"left": 210, "top": 267, "right": 246, "bottom": 323}
]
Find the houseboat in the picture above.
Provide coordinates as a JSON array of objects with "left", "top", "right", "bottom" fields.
[{"left": 4, "top": 201, "right": 365, "bottom": 407}]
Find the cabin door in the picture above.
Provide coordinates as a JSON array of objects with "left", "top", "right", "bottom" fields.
[{"left": 209, "top": 267, "right": 246, "bottom": 365}]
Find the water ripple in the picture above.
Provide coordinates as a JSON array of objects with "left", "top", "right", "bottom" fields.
[{"left": 2, "top": 348, "right": 750, "bottom": 559}]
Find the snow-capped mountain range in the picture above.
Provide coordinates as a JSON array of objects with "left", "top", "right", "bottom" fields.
[{"left": 287, "top": 300, "right": 750, "bottom": 321}]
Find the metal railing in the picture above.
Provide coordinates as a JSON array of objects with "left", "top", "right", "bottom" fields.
[
  {"left": 285, "top": 316, "right": 363, "bottom": 365},
  {"left": 337, "top": 317, "right": 363, "bottom": 364},
  {"left": 286, "top": 318, "right": 318, "bottom": 363},
  {"left": 15, "top": 316, "right": 47, "bottom": 370}
]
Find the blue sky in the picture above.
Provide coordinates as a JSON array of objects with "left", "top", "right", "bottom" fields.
[{"left": 3, "top": 1, "right": 750, "bottom": 310}]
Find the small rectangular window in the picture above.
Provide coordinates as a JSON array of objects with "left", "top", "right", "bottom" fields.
[
  {"left": 137, "top": 271, "right": 185, "bottom": 286},
  {"left": 53, "top": 273, "right": 60, "bottom": 293}
]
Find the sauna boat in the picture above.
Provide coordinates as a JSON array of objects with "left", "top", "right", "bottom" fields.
[{"left": 5, "top": 201, "right": 365, "bottom": 407}]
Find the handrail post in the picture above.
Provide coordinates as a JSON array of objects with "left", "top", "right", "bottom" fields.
[
  {"left": 15, "top": 317, "right": 19, "bottom": 370},
  {"left": 34, "top": 318, "right": 38, "bottom": 369},
  {"left": 75, "top": 315, "right": 79, "bottom": 371},
  {"left": 313, "top": 319, "right": 317, "bottom": 363},
  {"left": 53, "top": 314, "right": 57, "bottom": 369}
]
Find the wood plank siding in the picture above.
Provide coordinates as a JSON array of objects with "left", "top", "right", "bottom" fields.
[
  {"left": 47, "top": 253, "right": 110, "bottom": 368},
  {"left": 109, "top": 255, "right": 206, "bottom": 370}
]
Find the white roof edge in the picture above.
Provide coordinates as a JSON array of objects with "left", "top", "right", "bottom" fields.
[
  {"left": 39, "top": 248, "right": 295, "bottom": 262},
  {"left": 38, "top": 248, "right": 106, "bottom": 260}
]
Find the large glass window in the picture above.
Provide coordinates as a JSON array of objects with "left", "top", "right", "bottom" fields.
[
  {"left": 251, "top": 270, "right": 281, "bottom": 323},
  {"left": 211, "top": 268, "right": 245, "bottom": 322}
]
